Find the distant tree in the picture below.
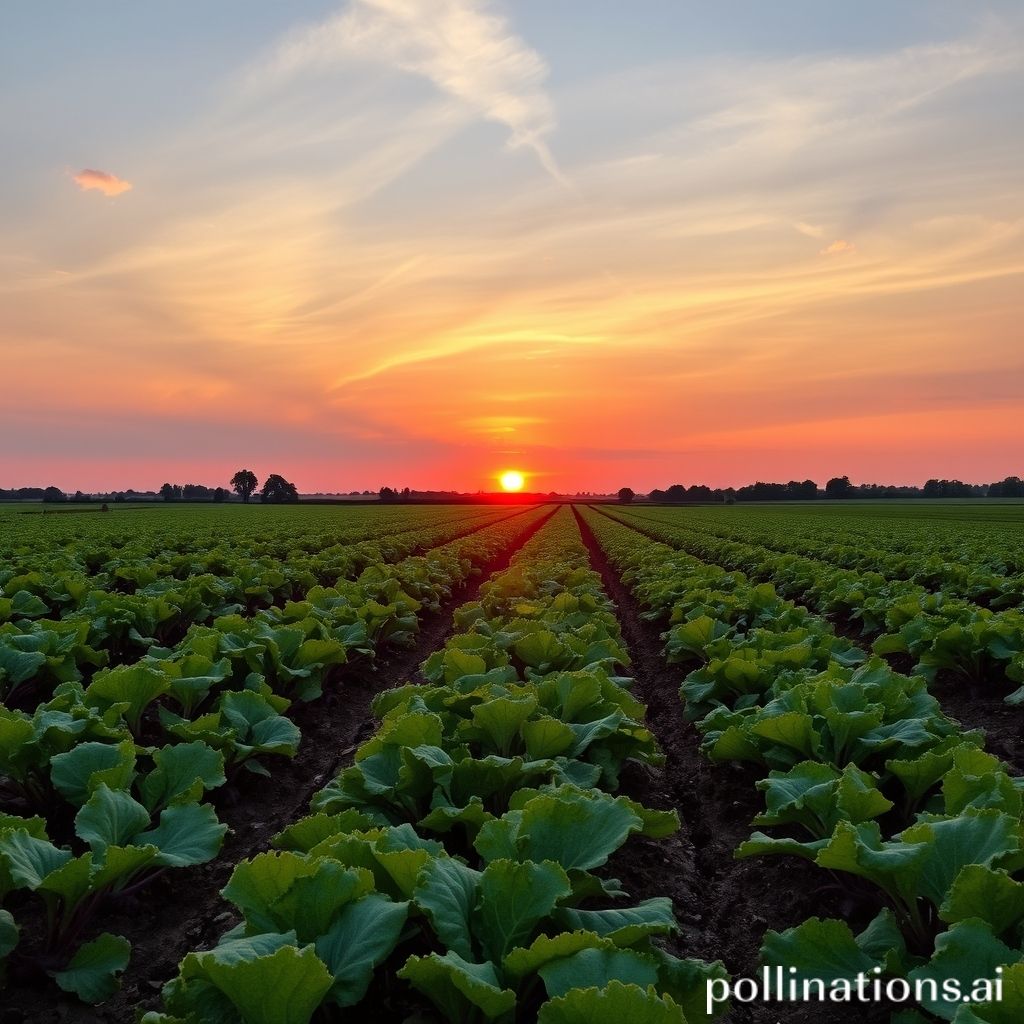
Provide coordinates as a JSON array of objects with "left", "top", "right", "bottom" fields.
[
  {"left": 159, "top": 483, "right": 176, "bottom": 502},
  {"left": 401, "top": 487, "right": 412, "bottom": 499},
  {"left": 825, "top": 476, "right": 855, "bottom": 499},
  {"left": 182, "top": 483, "right": 212, "bottom": 499},
  {"left": 42, "top": 486, "right": 66, "bottom": 502},
  {"left": 213, "top": 486, "right": 229, "bottom": 502},
  {"left": 379, "top": 487, "right": 397, "bottom": 502},
  {"left": 231, "top": 469, "right": 259, "bottom": 504},
  {"left": 989, "top": 476, "right": 1023, "bottom": 498},
  {"left": 665, "top": 483, "right": 687, "bottom": 503},
  {"left": 260, "top": 474, "right": 299, "bottom": 504},
  {"left": 923, "top": 478, "right": 973, "bottom": 499},
  {"left": 114, "top": 493, "right": 126, "bottom": 503},
  {"left": 617, "top": 487, "right": 635, "bottom": 504},
  {"left": 649, "top": 488, "right": 666, "bottom": 503}
]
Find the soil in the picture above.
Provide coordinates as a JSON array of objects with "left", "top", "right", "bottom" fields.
[
  {"left": 1, "top": 507, "right": 557, "bottom": 1024},
  {"left": 572, "top": 507, "right": 895, "bottom": 1024}
]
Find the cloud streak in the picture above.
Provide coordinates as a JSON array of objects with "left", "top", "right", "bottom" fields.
[
  {"left": 72, "top": 168, "right": 132, "bottom": 197},
  {"left": 820, "top": 239, "right": 856, "bottom": 256},
  {"left": 262, "top": 0, "right": 567, "bottom": 184}
]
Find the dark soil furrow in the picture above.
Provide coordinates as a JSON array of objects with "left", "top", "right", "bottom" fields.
[
  {"left": 4, "top": 506, "right": 558, "bottom": 1024},
  {"left": 572, "top": 506, "right": 890, "bottom": 1024}
]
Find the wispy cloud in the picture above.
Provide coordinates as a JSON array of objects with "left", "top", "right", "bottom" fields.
[
  {"left": 795, "top": 221, "right": 825, "bottom": 239},
  {"left": 820, "top": 239, "right": 856, "bottom": 255},
  {"left": 72, "top": 168, "right": 132, "bottom": 197},
  {"left": 259, "top": 0, "right": 566, "bottom": 184}
]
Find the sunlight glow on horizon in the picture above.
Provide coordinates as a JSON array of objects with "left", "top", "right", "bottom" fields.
[
  {"left": 499, "top": 470, "right": 526, "bottom": 493},
  {"left": 1, "top": 2, "right": 1022, "bottom": 492}
]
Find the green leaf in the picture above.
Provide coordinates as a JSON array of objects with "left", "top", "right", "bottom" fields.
[
  {"left": 514, "top": 630, "right": 569, "bottom": 672},
  {"left": 0, "top": 908, "right": 19, "bottom": 972},
  {"left": 275, "top": 863, "right": 376, "bottom": 941},
  {"left": 470, "top": 696, "right": 538, "bottom": 756},
  {"left": 85, "top": 664, "right": 170, "bottom": 732},
  {"left": 654, "top": 951, "right": 731, "bottom": 1022},
  {"left": 522, "top": 717, "right": 576, "bottom": 759},
  {"left": 133, "top": 802, "right": 227, "bottom": 867},
  {"left": 554, "top": 898, "right": 678, "bottom": 945},
  {"left": 75, "top": 785, "right": 151, "bottom": 855},
  {"left": 954, "top": 962, "right": 1024, "bottom": 1022},
  {"left": 537, "top": 980, "right": 686, "bottom": 1024},
  {"left": 476, "top": 859, "right": 571, "bottom": 962},
  {"left": 138, "top": 742, "right": 226, "bottom": 812},
  {"left": 0, "top": 828, "right": 71, "bottom": 888},
  {"left": 504, "top": 931, "right": 617, "bottom": 981},
  {"left": 51, "top": 740, "right": 137, "bottom": 807},
  {"left": 475, "top": 789, "right": 643, "bottom": 871},
  {"left": 760, "top": 917, "right": 877, "bottom": 983},
  {"left": 909, "top": 920, "right": 1019, "bottom": 1021},
  {"left": 51, "top": 932, "right": 131, "bottom": 1004},
  {"left": 181, "top": 936, "right": 333, "bottom": 1024},
  {"left": 414, "top": 856, "right": 482, "bottom": 962},
  {"left": 900, "top": 810, "right": 1020, "bottom": 909},
  {"left": 315, "top": 894, "right": 409, "bottom": 1007},
  {"left": 539, "top": 947, "right": 660, "bottom": 997},
  {"left": 398, "top": 951, "right": 517, "bottom": 1021},
  {"left": 222, "top": 852, "right": 318, "bottom": 933},
  {"left": 939, "top": 865, "right": 1024, "bottom": 936},
  {"left": 272, "top": 811, "right": 377, "bottom": 853}
]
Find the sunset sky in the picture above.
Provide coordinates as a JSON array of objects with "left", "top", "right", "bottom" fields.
[{"left": 2, "top": 1, "right": 1022, "bottom": 493}]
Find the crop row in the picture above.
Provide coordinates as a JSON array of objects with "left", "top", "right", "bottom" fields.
[
  {"left": 625, "top": 506, "right": 1024, "bottom": 608},
  {"left": 142, "top": 506, "right": 726, "bottom": 1024},
  {"left": 0, "top": 506, "right": 523, "bottom": 707},
  {"left": 0, "top": 506, "right": 549, "bottom": 1003},
  {"left": 607, "top": 508, "right": 1024, "bottom": 704},
  {"left": 631, "top": 504, "right": 1024, "bottom": 573},
  {"left": 580, "top": 506, "right": 1024, "bottom": 1023}
]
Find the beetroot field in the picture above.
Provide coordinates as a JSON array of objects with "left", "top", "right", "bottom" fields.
[{"left": 1, "top": 500, "right": 1022, "bottom": 1023}]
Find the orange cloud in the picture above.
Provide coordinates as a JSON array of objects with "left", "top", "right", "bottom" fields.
[
  {"left": 820, "top": 238, "right": 856, "bottom": 255},
  {"left": 72, "top": 168, "right": 133, "bottom": 197}
]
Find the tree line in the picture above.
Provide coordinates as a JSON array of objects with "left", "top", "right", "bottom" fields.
[
  {"left": 617, "top": 474, "right": 1024, "bottom": 503},
  {"left": 2, "top": 470, "right": 299, "bottom": 505}
]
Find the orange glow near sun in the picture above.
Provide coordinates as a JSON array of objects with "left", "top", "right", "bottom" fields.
[{"left": 499, "top": 470, "right": 525, "bottom": 492}]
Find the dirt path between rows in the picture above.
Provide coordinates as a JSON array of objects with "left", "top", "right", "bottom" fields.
[
  {"left": 572, "top": 506, "right": 892, "bottom": 1024},
  {"left": 3, "top": 507, "right": 558, "bottom": 1024}
]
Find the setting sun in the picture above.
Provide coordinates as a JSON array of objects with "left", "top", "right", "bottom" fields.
[{"left": 499, "top": 470, "right": 525, "bottom": 492}]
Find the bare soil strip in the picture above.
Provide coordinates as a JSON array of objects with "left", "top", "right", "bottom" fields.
[
  {"left": 572, "top": 506, "right": 891, "bottom": 1024},
  {"left": 4, "top": 507, "right": 558, "bottom": 1024}
]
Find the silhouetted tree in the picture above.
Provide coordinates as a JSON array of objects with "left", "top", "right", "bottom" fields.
[
  {"left": 379, "top": 486, "right": 397, "bottom": 502},
  {"left": 825, "top": 476, "right": 855, "bottom": 499},
  {"left": 989, "top": 476, "right": 1023, "bottom": 498},
  {"left": 42, "top": 486, "right": 65, "bottom": 502},
  {"left": 231, "top": 469, "right": 259, "bottom": 504},
  {"left": 665, "top": 484, "right": 687, "bottom": 503},
  {"left": 617, "top": 487, "right": 635, "bottom": 504},
  {"left": 213, "top": 487, "right": 229, "bottom": 502},
  {"left": 260, "top": 474, "right": 299, "bottom": 504}
]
